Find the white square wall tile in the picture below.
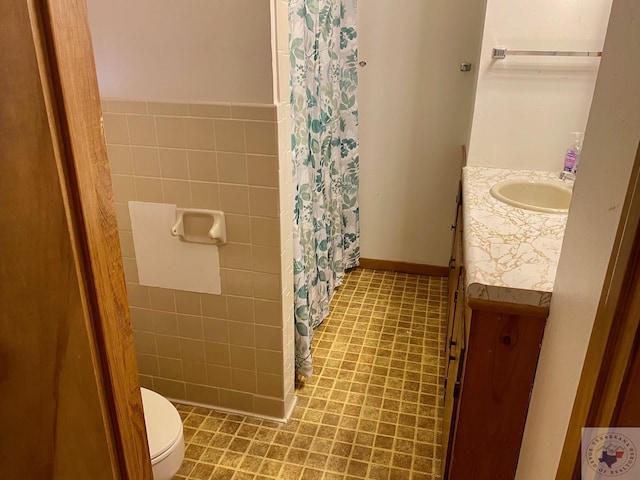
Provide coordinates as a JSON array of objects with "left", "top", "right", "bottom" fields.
[
  {"left": 278, "top": 176, "right": 292, "bottom": 216},
  {"left": 103, "top": 113, "right": 129, "bottom": 145},
  {"left": 277, "top": 119, "right": 290, "bottom": 155},
  {"left": 107, "top": 145, "right": 133, "bottom": 175},
  {"left": 148, "top": 102, "right": 189, "bottom": 116},
  {"left": 159, "top": 149, "right": 189, "bottom": 180},
  {"left": 131, "top": 147, "right": 161, "bottom": 177},
  {"left": 276, "top": 102, "right": 290, "bottom": 122},
  {"left": 135, "top": 178, "right": 163, "bottom": 203},
  {"left": 162, "top": 180, "right": 191, "bottom": 207},
  {"left": 114, "top": 202, "right": 132, "bottom": 230},
  {"left": 109, "top": 100, "right": 148, "bottom": 114},
  {"left": 188, "top": 150, "right": 218, "bottom": 182},
  {"left": 111, "top": 174, "right": 137, "bottom": 202},
  {"left": 188, "top": 102, "right": 232, "bottom": 118},
  {"left": 127, "top": 115, "right": 157, "bottom": 147},
  {"left": 277, "top": 53, "right": 291, "bottom": 105},
  {"left": 184, "top": 118, "right": 215, "bottom": 151},
  {"left": 155, "top": 117, "right": 186, "bottom": 148},
  {"left": 275, "top": 0, "right": 289, "bottom": 53}
]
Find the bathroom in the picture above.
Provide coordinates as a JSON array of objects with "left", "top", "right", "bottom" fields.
[{"left": 3, "top": 0, "right": 640, "bottom": 478}]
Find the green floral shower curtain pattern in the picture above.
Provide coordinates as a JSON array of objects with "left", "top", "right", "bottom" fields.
[{"left": 290, "top": 0, "right": 360, "bottom": 377}]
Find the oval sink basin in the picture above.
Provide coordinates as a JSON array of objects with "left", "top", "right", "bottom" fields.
[{"left": 490, "top": 179, "right": 572, "bottom": 214}]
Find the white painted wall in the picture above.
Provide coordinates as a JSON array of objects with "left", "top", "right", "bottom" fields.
[
  {"left": 86, "top": 0, "right": 273, "bottom": 104},
  {"left": 516, "top": 0, "right": 640, "bottom": 477},
  {"left": 358, "top": 0, "right": 486, "bottom": 266},
  {"left": 467, "top": 0, "right": 612, "bottom": 171}
]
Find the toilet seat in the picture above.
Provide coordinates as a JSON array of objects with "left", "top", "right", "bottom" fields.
[{"left": 140, "top": 388, "right": 183, "bottom": 465}]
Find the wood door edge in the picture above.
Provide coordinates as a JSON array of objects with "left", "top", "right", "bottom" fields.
[
  {"left": 37, "top": 1, "right": 152, "bottom": 478},
  {"left": 24, "top": 0, "right": 124, "bottom": 475}
]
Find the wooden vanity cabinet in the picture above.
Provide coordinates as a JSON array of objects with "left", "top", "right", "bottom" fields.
[
  {"left": 442, "top": 192, "right": 549, "bottom": 479},
  {"left": 445, "top": 181, "right": 463, "bottom": 368},
  {"left": 441, "top": 266, "right": 465, "bottom": 475},
  {"left": 442, "top": 185, "right": 466, "bottom": 476}
]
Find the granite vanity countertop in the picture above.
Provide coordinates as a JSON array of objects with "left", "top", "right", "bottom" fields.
[{"left": 462, "top": 166, "right": 569, "bottom": 308}]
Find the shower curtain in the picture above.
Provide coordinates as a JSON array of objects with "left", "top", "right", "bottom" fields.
[{"left": 290, "top": 0, "right": 359, "bottom": 377}]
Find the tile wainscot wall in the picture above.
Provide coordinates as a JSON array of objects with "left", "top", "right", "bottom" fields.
[{"left": 101, "top": 99, "right": 295, "bottom": 421}]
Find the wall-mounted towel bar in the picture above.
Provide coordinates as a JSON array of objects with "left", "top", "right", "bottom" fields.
[{"left": 492, "top": 47, "right": 602, "bottom": 59}]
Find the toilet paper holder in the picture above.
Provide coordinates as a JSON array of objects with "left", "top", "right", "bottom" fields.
[{"left": 170, "top": 208, "right": 226, "bottom": 245}]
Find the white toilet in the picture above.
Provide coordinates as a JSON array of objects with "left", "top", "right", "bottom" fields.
[{"left": 140, "top": 387, "right": 185, "bottom": 480}]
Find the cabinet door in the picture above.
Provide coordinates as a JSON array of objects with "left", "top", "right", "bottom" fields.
[
  {"left": 441, "top": 275, "right": 466, "bottom": 478},
  {"left": 445, "top": 202, "right": 463, "bottom": 364},
  {"left": 447, "top": 309, "right": 547, "bottom": 479}
]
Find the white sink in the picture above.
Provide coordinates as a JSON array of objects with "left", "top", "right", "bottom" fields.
[{"left": 490, "top": 179, "right": 572, "bottom": 214}]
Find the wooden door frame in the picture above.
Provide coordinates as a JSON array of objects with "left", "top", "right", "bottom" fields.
[
  {"left": 30, "top": 1, "right": 152, "bottom": 477},
  {"left": 556, "top": 139, "right": 640, "bottom": 478}
]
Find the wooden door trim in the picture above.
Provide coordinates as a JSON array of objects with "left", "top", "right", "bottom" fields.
[
  {"left": 33, "top": 1, "right": 152, "bottom": 478},
  {"left": 556, "top": 139, "right": 640, "bottom": 479}
]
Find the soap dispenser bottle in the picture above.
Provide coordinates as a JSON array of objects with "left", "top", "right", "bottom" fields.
[{"left": 563, "top": 132, "right": 583, "bottom": 174}]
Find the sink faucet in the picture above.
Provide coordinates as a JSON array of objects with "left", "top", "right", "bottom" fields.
[{"left": 559, "top": 171, "right": 576, "bottom": 183}]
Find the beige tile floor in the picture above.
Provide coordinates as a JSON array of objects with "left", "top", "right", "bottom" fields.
[{"left": 173, "top": 268, "right": 446, "bottom": 479}]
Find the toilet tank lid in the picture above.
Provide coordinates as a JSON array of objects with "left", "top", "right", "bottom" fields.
[{"left": 140, "top": 388, "right": 183, "bottom": 461}]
